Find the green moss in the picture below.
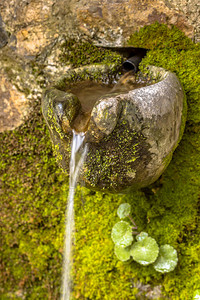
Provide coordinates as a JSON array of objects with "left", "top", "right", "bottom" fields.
[
  {"left": 0, "top": 102, "right": 66, "bottom": 298},
  {"left": 83, "top": 119, "right": 143, "bottom": 192},
  {"left": 1, "top": 28, "right": 200, "bottom": 299},
  {"left": 127, "top": 22, "right": 193, "bottom": 50},
  {"left": 55, "top": 63, "right": 122, "bottom": 92},
  {"left": 59, "top": 39, "right": 123, "bottom": 67}
]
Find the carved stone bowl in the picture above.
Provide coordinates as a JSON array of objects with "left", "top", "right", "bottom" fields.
[{"left": 42, "top": 64, "right": 186, "bottom": 193}]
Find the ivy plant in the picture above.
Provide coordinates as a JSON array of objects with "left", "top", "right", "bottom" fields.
[{"left": 111, "top": 203, "right": 178, "bottom": 273}]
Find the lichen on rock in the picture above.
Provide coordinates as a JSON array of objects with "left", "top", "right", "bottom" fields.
[{"left": 42, "top": 63, "right": 186, "bottom": 192}]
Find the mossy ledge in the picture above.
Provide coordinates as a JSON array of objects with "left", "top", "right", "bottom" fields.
[
  {"left": 54, "top": 63, "right": 122, "bottom": 92},
  {"left": 1, "top": 25, "right": 200, "bottom": 299}
]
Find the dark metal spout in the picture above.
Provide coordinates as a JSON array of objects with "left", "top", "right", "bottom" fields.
[
  {"left": 122, "top": 55, "right": 143, "bottom": 73},
  {"left": 95, "top": 45, "right": 147, "bottom": 73}
]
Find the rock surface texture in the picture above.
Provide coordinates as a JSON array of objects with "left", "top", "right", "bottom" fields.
[
  {"left": 0, "top": 69, "right": 29, "bottom": 132},
  {"left": 1, "top": 2, "right": 200, "bottom": 298},
  {"left": 0, "top": 0, "right": 197, "bottom": 55},
  {"left": 42, "top": 65, "right": 186, "bottom": 192},
  {"left": 0, "top": 0, "right": 198, "bottom": 132}
]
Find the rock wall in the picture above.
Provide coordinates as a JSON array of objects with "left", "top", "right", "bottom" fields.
[
  {"left": 0, "top": 0, "right": 198, "bottom": 54},
  {"left": 0, "top": 0, "right": 198, "bottom": 56},
  {"left": 1, "top": 3, "right": 200, "bottom": 299},
  {"left": 0, "top": 0, "right": 199, "bottom": 131},
  {"left": 167, "top": 0, "right": 200, "bottom": 43}
]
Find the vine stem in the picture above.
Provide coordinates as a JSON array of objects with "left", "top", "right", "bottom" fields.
[
  {"left": 132, "top": 231, "right": 139, "bottom": 235},
  {"left": 127, "top": 215, "right": 139, "bottom": 235},
  {"left": 128, "top": 215, "right": 137, "bottom": 228}
]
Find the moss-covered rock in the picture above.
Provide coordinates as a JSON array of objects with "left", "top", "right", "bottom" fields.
[
  {"left": 59, "top": 39, "right": 123, "bottom": 68},
  {"left": 1, "top": 25, "right": 200, "bottom": 299},
  {"left": 43, "top": 64, "right": 186, "bottom": 192}
]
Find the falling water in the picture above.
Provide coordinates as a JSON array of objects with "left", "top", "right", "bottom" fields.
[{"left": 61, "top": 130, "right": 87, "bottom": 300}]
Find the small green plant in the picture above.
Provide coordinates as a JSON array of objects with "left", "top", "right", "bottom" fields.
[
  {"left": 130, "top": 232, "right": 159, "bottom": 266},
  {"left": 193, "top": 290, "right": 200, "bottom": 300},
  {"left": 111, "top": 203, "right": 178, "bottom": 273},
  {"left": 111, "top": 221, "right": 133, "bottom": 247},
  {"left": 153, "top": 244, "right": 178, "bottom": 273}
]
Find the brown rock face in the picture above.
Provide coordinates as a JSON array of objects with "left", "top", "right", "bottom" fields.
[
  {"left": 167, "top": 0, "right": 200, "bottom": 43},
  {"left": 0, "top": 70, "right": 29, "bottom": 132},
  {"left": 0, "top": 0, "right": 77, "bottom": 58},
  {"left": 76, "top": 0, "right": 194, "bottom": 46},
  {"left": 0, "top": 0, "right": 198, "bottom": 133},
  {"left": 0, "top": 14, "right": 8, "bottom": 48},
  {"left": 0, "top": 0, "right": 196, "bottom": 58}
]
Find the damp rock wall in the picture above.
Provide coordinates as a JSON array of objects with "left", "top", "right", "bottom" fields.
[
  {"left": 0, "top": 0, "right": 199, "bottom": 131},
  {"left": 0, "top": 3, "right": 200, "bottom": 300}
]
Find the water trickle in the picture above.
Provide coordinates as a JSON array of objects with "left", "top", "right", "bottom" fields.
[
  {"left": 60, "top": 72, "right": 147, "bottom": 298},
  {"left": 69, "top": 73, "right": 147, "bottom": 133},
  {"left": 61, "top": 130, "right": 87, "bottom": 300}
]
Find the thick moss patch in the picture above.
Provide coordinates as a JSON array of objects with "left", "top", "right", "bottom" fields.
[
  {"left": 59, "top": 39, "right": 123, "bottom": 67},
  {"left": 1, "top": 26, "right": 200, "bottom": 299},
  {"left": 127, "top": 22, "right": 194, "bottom": 50},
  {"left": 0, "top": 104, "right": 66, "bottom": 298}
]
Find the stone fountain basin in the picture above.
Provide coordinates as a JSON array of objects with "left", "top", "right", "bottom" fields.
[{"left": 42, "top": 64, "right": 186, "bottom": 193}]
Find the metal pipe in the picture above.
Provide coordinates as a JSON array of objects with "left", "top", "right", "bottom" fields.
[{"left": 122, "top": 55, "right": 144, "bottom": 73}]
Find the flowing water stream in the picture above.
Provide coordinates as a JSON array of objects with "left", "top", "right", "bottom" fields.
[
  {"left": 61, "top": 130, "right": 87, "bottom": 300},
  {"left": 60, "top": 72, "right": 147, "bottom": 299}
]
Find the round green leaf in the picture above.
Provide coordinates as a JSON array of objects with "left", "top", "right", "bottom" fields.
[
  {"left": 130, "top": 236, "right": 159, "bottom": 266},
  {"left": 193, "top": 290, "right": 200, "bottom": 300},
  {"left": 136, "top": 232, "right": 148, "bottom": 242},
  {"left": 114, "top": 245, "right": 131, "bottom": 262},
  {"left": 117, "top": 203, "right": 131, "bottom": 219},
  {"left": 153, "top": 244, "right": 178, "bottom": 273},
  {"left": 111, "top": 221, "right": 133, "bottom": 247}
]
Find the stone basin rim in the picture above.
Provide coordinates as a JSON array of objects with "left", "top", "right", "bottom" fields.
[
  {"left": 55, "top": 63, "right": 172, "bottom": 92},
  {"left": 42, "top": 62, "right": 186, "bottom": 192},
  {"left": 53, "top": 64, "right": 178, "bottom": 136}
]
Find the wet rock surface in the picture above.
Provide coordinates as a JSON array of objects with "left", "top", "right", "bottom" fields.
[
  {"left": 0, "top": 0, "right": 198, "bottom": 133},
  {"left": 0, "top": 0, "right": 196, "bottom": 56},
  {"left": 42, "top": 65, "right": 186, "bottom": 192},
  {"left": 0, "top": 70, "right": 29, "bottom": 132},
  {"left": 0, "top": 14, "right": 8, "bottom": 49}
]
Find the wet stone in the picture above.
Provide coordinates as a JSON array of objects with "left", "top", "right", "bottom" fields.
[
  {"left": 42, "top": 65, "right": 186, "bottom": 193},
  {"left": 69, "top": 81, "right": 115, "bottom": 133},
  {"left": 0, "top": 14, "right": 8, "bottom": 49}
]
